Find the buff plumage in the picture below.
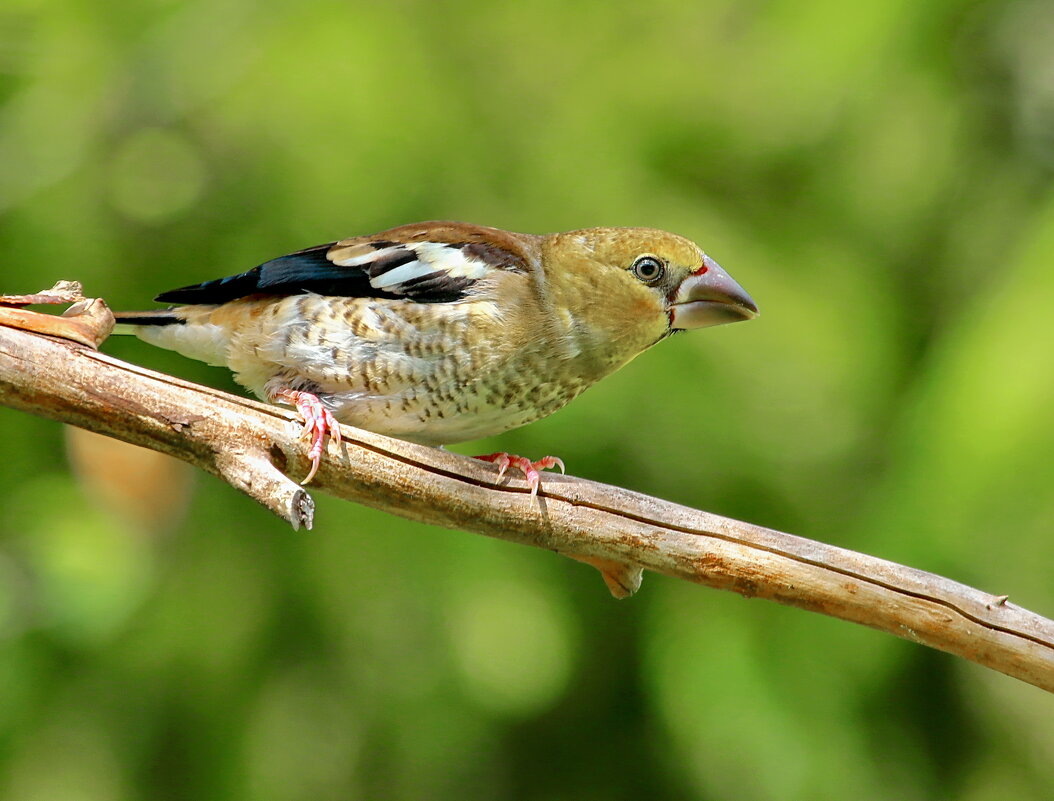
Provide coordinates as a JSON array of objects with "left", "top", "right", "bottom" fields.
[{"left": 116, "top": 221, "right": 758, "bottom": 489}]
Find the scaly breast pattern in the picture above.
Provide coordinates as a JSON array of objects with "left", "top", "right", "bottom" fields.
[{"left": 221, "top": 291, "right": 592, "bottom": 445}]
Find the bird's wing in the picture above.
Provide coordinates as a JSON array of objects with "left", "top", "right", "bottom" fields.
[{"left": 154, "top": 222, "right": 533, "bottom": 305}]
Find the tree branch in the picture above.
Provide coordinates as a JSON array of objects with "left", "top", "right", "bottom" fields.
[{"left": 1, "top": 293, "right": 1052, "bottom": 693}]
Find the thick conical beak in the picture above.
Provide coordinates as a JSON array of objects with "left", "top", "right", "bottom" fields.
[{"left": 669, "top": 255, "right": 758, "bottom": 330}]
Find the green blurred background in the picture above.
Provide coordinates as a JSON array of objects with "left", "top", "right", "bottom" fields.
[{"left": 2, "top": 0, "right": 1053, "bottom": 798}]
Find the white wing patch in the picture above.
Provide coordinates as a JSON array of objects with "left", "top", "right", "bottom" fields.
[
  {"left": 332, "top": 242, "right": 491, "bottom": 292},
  {"left": 331, "top": 247, "right": 401, "bottom": 269},
  {"left": 409, "top": 242, "right": 491, "bottom": 278},
  {"left": 368, "top": 259, "right": 427, "bottom": 289}
]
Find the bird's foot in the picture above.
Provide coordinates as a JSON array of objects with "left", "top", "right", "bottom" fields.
[
  {"left": 475, "top": 452, "right": 565, "bottom": 496},
  {"left": 270, "top": 388, "right": 342, "bottom": 485}
]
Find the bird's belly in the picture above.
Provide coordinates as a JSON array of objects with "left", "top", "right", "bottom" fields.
[
  {"left": 211, "top": 294, "right": 597, "bottom": 445},
  {"left": 322, "top": 373, "right": 588, "bottom": 446}
]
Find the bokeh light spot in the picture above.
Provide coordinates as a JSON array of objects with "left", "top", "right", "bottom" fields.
[
  {"left": 448, "top": 578, "right": 575, "bottom": 717},
  {"left": 107, "top": 127, "right": 206, "bottom": 224}
]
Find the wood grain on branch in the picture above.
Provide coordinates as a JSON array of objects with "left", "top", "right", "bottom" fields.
[{"left": 1, "top": 295, "right": 1052, "bottom": 694}]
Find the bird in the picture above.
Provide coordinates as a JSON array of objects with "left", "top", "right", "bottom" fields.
[{"left": 115, "top": 221, "right": 758, "bottom": 491}]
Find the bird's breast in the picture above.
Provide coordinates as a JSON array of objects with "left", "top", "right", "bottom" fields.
[{"left": 176, "top": 290, "right": 625, "bottom": 445}]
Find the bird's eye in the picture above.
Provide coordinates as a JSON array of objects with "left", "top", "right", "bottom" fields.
[{"left": 631, "top": 256, "right": 665, "bottom": 284}]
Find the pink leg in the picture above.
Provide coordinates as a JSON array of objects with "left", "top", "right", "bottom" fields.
[
  {"left": 475, "top": 452, "right": 566, "bottom": 496},
  {"left": 269, "top": 388, "right": 342, "bottom": 485}
]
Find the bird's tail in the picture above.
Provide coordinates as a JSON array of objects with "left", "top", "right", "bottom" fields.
[
  {"left": 111, "top": 308, "right": 185, "bottom": 334},
  {"left": 112, "top": 305, "right": 226, "bottom": 366}
]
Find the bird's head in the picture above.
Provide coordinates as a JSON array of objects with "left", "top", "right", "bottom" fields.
[{"left": 542, "top": 227, "right": 758, "bottom": 364}]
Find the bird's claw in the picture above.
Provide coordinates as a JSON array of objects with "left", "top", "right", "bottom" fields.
[
  {"left": 270, "top": 388, "right": 342, "bottom": 484},
  {"left": 475, "top": 452, "right": 565, "bottom": 496}
]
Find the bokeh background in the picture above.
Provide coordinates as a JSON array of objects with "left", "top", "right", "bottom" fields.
[{"left": 2, "top": 0, "right": 1053, "bottom": 798}]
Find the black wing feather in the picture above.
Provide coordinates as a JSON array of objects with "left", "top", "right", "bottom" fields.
[
  {"left": 155, "top": 241, "right": 479, "bottom": 305},
  {"left": 156, "top": 244, "right": 412, "bottom": 304}
]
